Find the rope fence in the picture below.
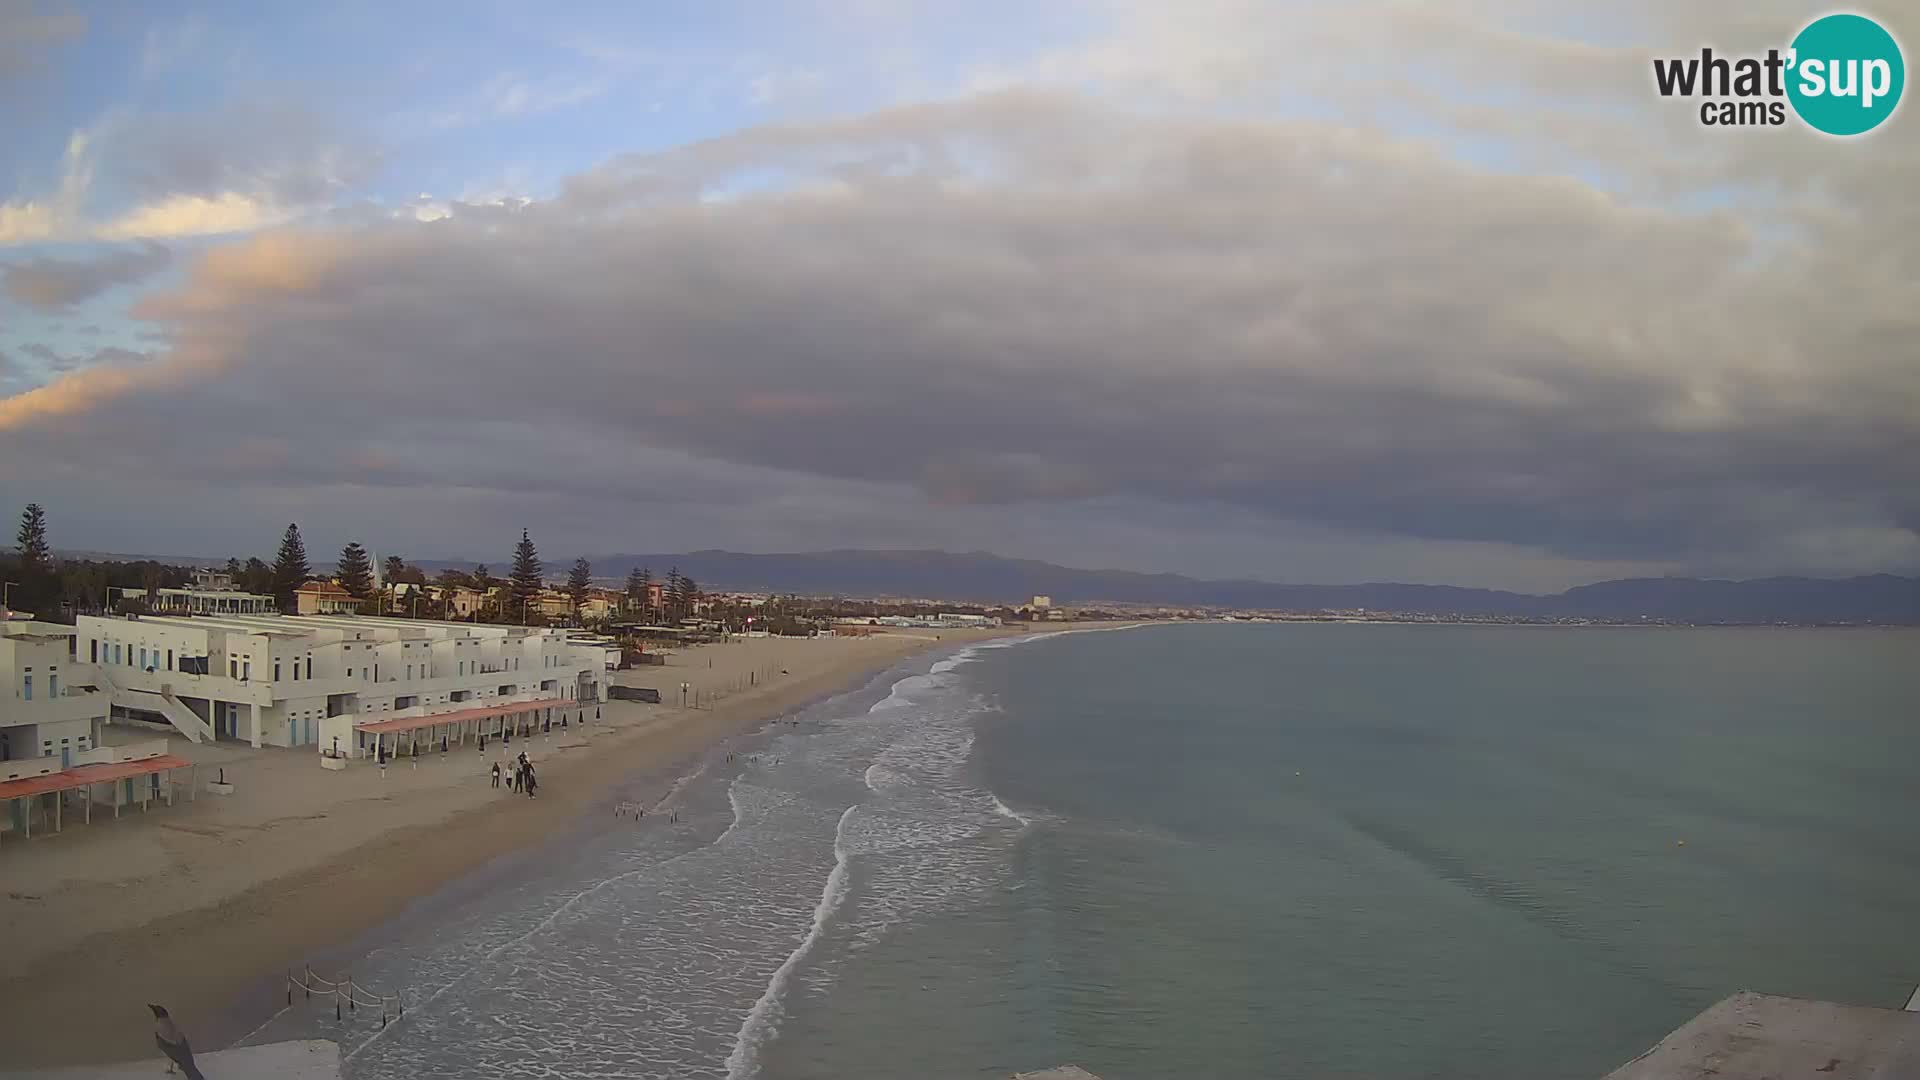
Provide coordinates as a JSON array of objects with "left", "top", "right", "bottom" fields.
[{"left": 284, "top": 965, "right": 407, "bottom": 1029}]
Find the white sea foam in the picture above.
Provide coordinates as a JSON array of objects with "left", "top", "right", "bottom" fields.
[
  {"left": 990, "top": 794, "right": 1032, "bottom": 828},
  {"left": 339, "top": 760, "right": 728, "bottom": 1063},
  {"left": 724, "top": 805, "right": 859, "bottom": 1080}
]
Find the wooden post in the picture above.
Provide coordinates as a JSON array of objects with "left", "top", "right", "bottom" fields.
[
  {"left": 85, "top": 783, "right": 91, "bottom": 825},
  {"left": 54, "top": 789, "right": 61, "bottom": 833}
]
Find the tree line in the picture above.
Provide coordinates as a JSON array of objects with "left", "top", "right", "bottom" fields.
[{"left": 2, "top": 505, "right": 700, "bottom": 628}]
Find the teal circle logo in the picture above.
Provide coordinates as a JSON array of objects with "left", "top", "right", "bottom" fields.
[{"left": 1787, "top": 13, "right": 1905, "bottom": 136}]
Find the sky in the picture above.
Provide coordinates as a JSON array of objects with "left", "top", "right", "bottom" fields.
[{"left": 1, "top": 0, "right": 1915, "bottom": 593}]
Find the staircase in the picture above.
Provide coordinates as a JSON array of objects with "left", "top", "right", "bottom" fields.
[{"left": 93, "top": 665, "right": 213, "bottom": 743}]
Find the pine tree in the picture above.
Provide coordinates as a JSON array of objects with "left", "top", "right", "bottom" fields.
[
  {"left": 676, "top": 574, "right": 699, "bottom": 618},
  {"left": 15, "top": 503, "right": 50, "bottom": 570},
  {"left": 383, "top": 555, "right": 406, "bottom": 586},
  {"left": 624, "top": 565, "right": 648, "bottom": 614},
  {"left": 272, "top": 523, "right": 311, "bottom": 613},
  {"left": 337, "top": 542, "right": 374, "bottom": 598},
  {"left": 567, "top": 557, "right": 593, "bottom": 615},
  {"left": 509, "top": 529, "right": 543, "bottom": 612},
  {"left": 664, "top": 567, "right": 683, "bottom": 621},
  {"left": 225, "top": 557, "right": 242, "bottom": 580},
  {"left": 470, "top": 563, "right": 495, "bottom": 594},
  {"left": 11, "top": 503, "right": 53, "bottom": 614}
]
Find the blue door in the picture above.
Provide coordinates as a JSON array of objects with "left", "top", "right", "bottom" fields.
[{"left": 304, "top": 717, "right": 315, "bottom": 745}]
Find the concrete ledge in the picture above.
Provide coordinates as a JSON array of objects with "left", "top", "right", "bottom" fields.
[
  {"left": 1602, "top": 991, "right": 1920, "bottom": 1080},
  {"left": 2, "top": 1039, "right": 341, "bottom": 1079}
]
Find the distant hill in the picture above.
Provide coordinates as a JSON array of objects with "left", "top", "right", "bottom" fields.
[
  {"left": 49, "top": 545, "right": 1918, "bottom": 623},
  {"left": 411, "top": 549, "right": 1918, "bottom": 624}
]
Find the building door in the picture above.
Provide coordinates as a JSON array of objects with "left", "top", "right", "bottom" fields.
[
  {"left": 60, "top": 745, "right": 71, "bottom": 768},
  {"left": 304, "top": 717, "right": 315, "bottom": 745}
]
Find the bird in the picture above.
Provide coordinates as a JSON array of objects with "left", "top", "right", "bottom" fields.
[{"left": 149, "top": 1004, "right": 205, "bottom": 1080}]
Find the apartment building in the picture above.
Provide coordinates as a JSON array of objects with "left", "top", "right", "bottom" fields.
[{"left": 73, "top": 612, "right": 608, "bottom": 751}]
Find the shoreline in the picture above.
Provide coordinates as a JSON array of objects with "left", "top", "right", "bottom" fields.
[{"left": 0, "top": 627, "right": 1020, "bottom": 1070}]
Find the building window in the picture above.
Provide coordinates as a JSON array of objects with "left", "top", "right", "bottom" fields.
[
  {"left": 90, "top": 639, "right": 98, "bottom": 663},
  {"left": 230, "top": 659, "right": 238, "bottom": 679},
  {"left": 346, "top": 668, "right": 353, "bottom": 679},
  {"left": 275, "top": 661, "right": 282, "bottom": 681},
  {"left": 140, "top": 648, "right": 148, "bottom": 669},
  {"left": 306, "top": 657, "right": 312, "bottom": 679},
  {"left": 243, "top": 661, "right": 251, "bottom": 681},
  {"left": 167, "top": 649, "right": 174, "bottom": 670},
  {"left": 22, "top": 675, "right": 31, "bottom": 701}
]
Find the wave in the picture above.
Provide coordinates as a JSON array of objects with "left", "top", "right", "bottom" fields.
[
  {"left": 724, "top": 805, "right": 859, "bottom": 1080},
  {"left": 990, "top": 794, "right": 1032, "bottom": 828},
  {"left": 335, "top": 758, "right": 729, "bottom": 1063}
]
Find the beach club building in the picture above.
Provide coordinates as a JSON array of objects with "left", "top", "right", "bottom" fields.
[
  {"left": 2, "top": 617, "right": 110, "bottom": 771},
  {"left": 3, "top": 615, "right": 194, "bottom": 841},
  {"left": 72, "top": 612, "right": 608, "bottom": 757}
]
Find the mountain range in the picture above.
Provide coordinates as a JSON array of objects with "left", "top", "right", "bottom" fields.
[
  {"left": 39, "top": 545, "right": 1918, "bottom": 624},
  {"left": 410, "top": 549, "right": 1919, "bottom": 624}
]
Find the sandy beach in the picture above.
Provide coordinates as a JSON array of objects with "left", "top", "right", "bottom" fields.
[{"left": 0, "top": 627, "right": 1017, "bottom": 1070}]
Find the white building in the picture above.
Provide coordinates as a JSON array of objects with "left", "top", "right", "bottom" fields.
[
  {"left": 73, "top": 612, "right": 608, "bottom": 755},
  {"left": 1031, "top": 595, "right": 1053, "bottom": 610},
  {"left": 113, "top": 585, "right": 277, "bottom": 616},
  {"left": 2, "top": 617, "right": 110, "bottom": 772}
]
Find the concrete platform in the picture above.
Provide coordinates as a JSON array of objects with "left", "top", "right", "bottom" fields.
[
  {"left": 1, "top": 1039, "right": 341, "bottom": 1079},
  {"left": 1602, "top": 992, "right": 1920, "bottom": 1079}
]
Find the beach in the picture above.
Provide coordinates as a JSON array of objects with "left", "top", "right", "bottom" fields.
[{"left": 0, "top": 627, "right": 1014, "bottom": 1070}]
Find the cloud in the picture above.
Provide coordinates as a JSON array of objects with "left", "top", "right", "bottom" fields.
[
  {"left": 2, "top": 83, "right": 1913, "bottom": 583},
  {"left": 2, "top": 242, "right": 173, "bottom": 309},
  {"left": 0, "top": 106, "right": 376, "bottom": 247},
  {"left": 1, "top": 1, "right": 1914, "bottom": 585},
  {"left": 94, "top": 193, "right": 282, "bottom": 241}
]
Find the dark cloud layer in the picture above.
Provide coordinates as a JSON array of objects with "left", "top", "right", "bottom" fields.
[{"left": 2, "top": 88, "right": 1914, "bottom": 584}]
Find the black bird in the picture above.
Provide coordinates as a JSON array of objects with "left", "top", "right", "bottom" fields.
[{"left": 148, "top": 1004, "right": 205, "bottom": 1080}]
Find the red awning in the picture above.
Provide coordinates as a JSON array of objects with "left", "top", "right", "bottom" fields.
[
  {"left": 0, "top": 754, "right": 194, "bottom": 801},
  {"left": 353, "top": 697, "right": 571, "bottom": 736}
]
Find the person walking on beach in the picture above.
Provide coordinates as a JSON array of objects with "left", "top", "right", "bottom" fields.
[{"left": 490, "top": 762, "right": 501, "bottom": 788}]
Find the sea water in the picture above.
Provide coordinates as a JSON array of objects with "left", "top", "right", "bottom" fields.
[{"left": 246, "top": 623, "right": 1920, "bottom": 1079}]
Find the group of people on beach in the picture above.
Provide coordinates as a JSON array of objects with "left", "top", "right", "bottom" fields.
[{"left": 490, "top": 752, "right": 538, "bottom": 797}]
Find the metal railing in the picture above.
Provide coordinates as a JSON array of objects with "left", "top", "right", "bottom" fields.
[{"left": 283, "top": 965, "right": 407, "bottom": 1029}]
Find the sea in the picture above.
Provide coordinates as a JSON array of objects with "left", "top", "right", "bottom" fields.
[{"left": 242, "top": 622, "right": 1920, "bottom": 1079}]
